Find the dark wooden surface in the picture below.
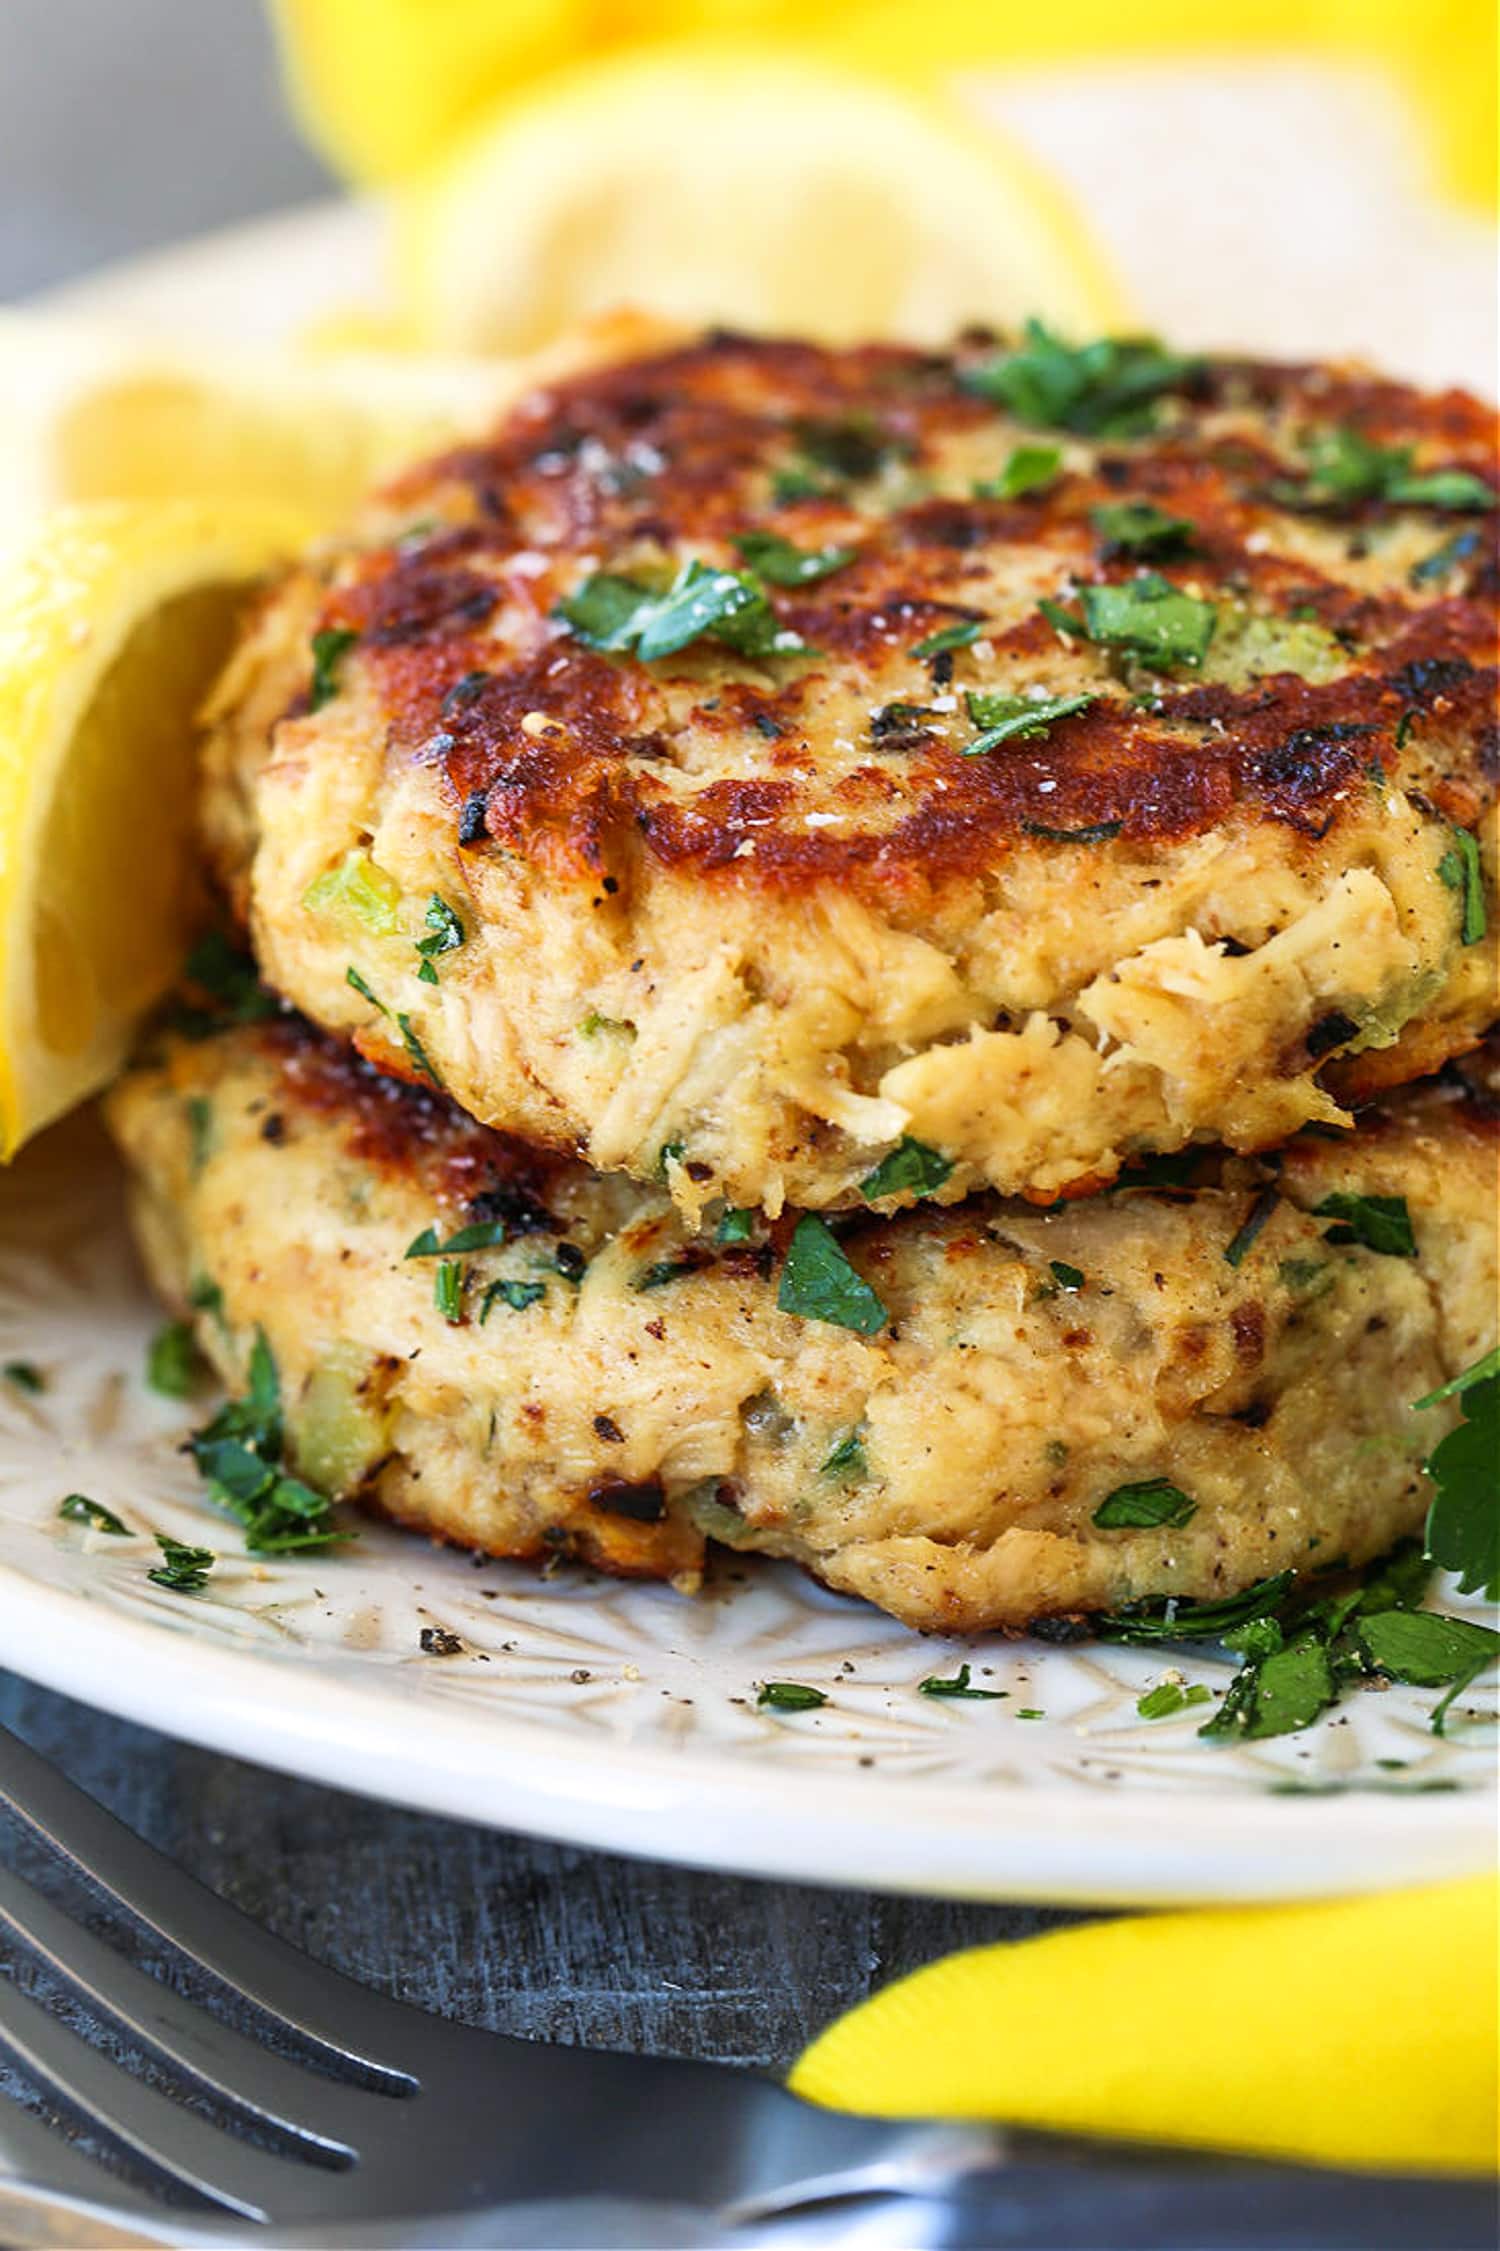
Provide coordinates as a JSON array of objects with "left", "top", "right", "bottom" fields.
[{"left": 0, "top": 1671, "right": 1074, "bottom": 2074}]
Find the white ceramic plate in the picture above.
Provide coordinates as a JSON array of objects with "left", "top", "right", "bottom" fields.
[{"left": 4, "top": 206, "right": 1493, "bottom": 1904}]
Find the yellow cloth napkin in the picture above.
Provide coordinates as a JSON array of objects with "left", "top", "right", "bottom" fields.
[{"left": 790, "top": 1877, "right": 1499, "bottom": 2177}]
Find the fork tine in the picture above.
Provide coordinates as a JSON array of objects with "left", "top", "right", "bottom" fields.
[
  {"left": 0, "top": 2085, "right": 168, "bottom": 2217},
  {"left": 0, "top": 1729, "right": 411, "bottom": 2084},
  {"left": 0, "top": 1977, "right": 340, "bottom": 2221},
  {"left": 0, "top": 1859, "right": 379, "bottom": 2155}
]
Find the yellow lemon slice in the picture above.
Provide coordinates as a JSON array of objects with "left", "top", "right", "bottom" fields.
[
  {"left": 394, "top": 45, "right": 1122, "bottom": 354},
  {"left": 0, "top": 315, "right": 541, "bottom": 534},
  {"left": 0, "top": 500, "right": 306, "bottom": 1156}
]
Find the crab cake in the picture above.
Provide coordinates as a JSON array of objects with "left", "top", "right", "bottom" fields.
[
  {"left": 105, "top": 1014, "right": 1497, "bottom": 1635},
  {"left": 202, "top": 330, "right": 1498, "bottom": 1224}
]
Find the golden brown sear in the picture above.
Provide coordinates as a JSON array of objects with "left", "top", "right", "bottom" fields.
[
  {"left": 202, "top": 329, "right": 1498, "bottom": 1219},
  {"left": 106, "top": 1014, "right": 1498, "bottom": 1635}
]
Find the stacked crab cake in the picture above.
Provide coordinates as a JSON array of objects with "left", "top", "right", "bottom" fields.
[{"left": 108, "top": 326, "right": 1500, "bottom": 1631}]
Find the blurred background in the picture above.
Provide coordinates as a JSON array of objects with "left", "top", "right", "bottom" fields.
[{"left": 2, "top": 0, "right": 1494, "bottom": 392}]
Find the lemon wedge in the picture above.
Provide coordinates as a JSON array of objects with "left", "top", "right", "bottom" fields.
[
  {"left": 0, "top": 500, "right": 305, "bottom": 1156},
  {"left": 0, "top": 315, "right": 543, "bottom": 535},
  {"left": 394, "top": 46, "right": 1121, "bottom": 353}
]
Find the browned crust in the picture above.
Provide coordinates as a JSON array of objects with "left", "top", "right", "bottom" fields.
[{"left": 281, "top": 330, "right": 1497, "bottom": 902}]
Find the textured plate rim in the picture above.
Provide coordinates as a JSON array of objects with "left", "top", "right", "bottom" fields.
[{"left": 0, "top": 1550, "right": 1489, "bottom": 1905}]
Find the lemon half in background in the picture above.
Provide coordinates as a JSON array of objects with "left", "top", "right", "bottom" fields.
[
  {"left": 0, "top": 501, "right": 306, "bottom": 1157},
  {"left": 394, "top": 47, "right": 1122, "bottom": 354}
]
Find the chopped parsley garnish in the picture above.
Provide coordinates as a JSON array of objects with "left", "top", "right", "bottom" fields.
[
  {"left": 964, "top": 688, "right": 1096, "bottom": 753},
  {"left": 1314, "top": 1192, "right": 1416, "bottom": 1258},
  {"left": 1199, "top": 1632, "right": 1336, "bottom": 1742},
  {"left": 59, "top": 1494, "right": 129, "bottom": 1535},
  {"left": 1438, "top": 829, "right": 1487, "bottom": 946},
  {"left": 634, "top": 1258, "right": 699, "bottom": 1292},
  {"left": 396, "top": 1012, "right": 442, "bottom": 1086},
  {"left": 820, "top": 1428, "right": 866, "bottom": 1480},
  {"left": 578, "top": 1010, "right": 634, "bottom": 1039},
  {"left": 1043, "top": 574, "right": 1217, "bottom": 669},
  {"left": 479, "top": 1277, "right": 546, "bottom": 1321},
  {"left": 656, "top": 1139, "right": 687, "bottom": 1179},
  {"left": 1136, "top": 1679, "right": 1213, "bottom": 1720},
  {"left": 974, "top": 443, "right": 1063, "bottom": 500},
  {"left": 1095, "top": 1571, "right": 1296, "bottom": 1645},
  {"left": 1418, "top": 1358, "right": 1498, "bottom": 1601},
  {"left": 187, "top": 1330, "right": 346, "bottom": 1556},
  {"left": 961, "top": 323, "right": 1200, "bottom": 437},
  {"left": 777, "top": 1216, "right": 887, "bottom": 1334},
  {"left": 1016, "top": 1709, "right": 1045, "bottom": 1720},
  {"left": 1091, "top": 501, "right": 1196, "bottom": 558},
  {"left": 433, "top": 1262, "right": 465, "bottom": 1323},
  {"left": 909, "top": 619, "right": 983, "bottom": 660},
  {"left": 186, "top": 1095, "right": 214, "bottom": 1174},
  {"left": 1048, "top": 1260, "right": 1085, "bottom": 1292},
  {"left": 182, "top": 931, "right": 278, "bottom": 1024},
  {"left": 405, "top": 1218, "right": 508, "bottom": 1258},
  {"left": 859, "top": 1137, "right": 953, "bottom": 1200},
  {"left": 716, "top": 1206, "right": 755, "bottom": 1245},
  {"left": 757, "top": 1680, "right": 828, "bottom": 1711},
  {"left": 149, "top": 1536, "right": 216, "bottom": 1593},
  {"left": 3, "top": 1362, "right": 42, "bottom": 1393},
  {"left": 1273, "top": 426, "right": 1496, "bottom": 514},
  {"left": 1224, "top": 1187, "right": 1279, "bottom": 1269},
  {"left": 919, "top": 1663, "right": 1006, "bottom": 1700},
  {"left": 1022, "top": 817, "right": 1124, "bottom": 843},
  {"left": 146, "top": 1321, "right": 203, "bottom": 1399},
  {"left": 556, "top": 560, "right": 804, "bottom": 664},
  {"left": 1092, "top": 1479, "right": 1198, "bottom": 1530},
  {"left": 346, "top": 965, "right": 385, "bottom": 1013},
  {"left": 414, "top": 894, "right": 465, "bottom": 983},
  {"left": 789, "top": 416, "right": 893, "bottom": 483},
  {"left": 1414, "top": 1346, "right": 1500, "bottom": 1408},
  {"left": 309, "top": 626, "right": 358, "bottom": 711},
  {"left": 733, "top": 530, "right": 855, "bottom": 586}
]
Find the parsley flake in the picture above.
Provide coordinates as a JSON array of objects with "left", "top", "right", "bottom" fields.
[
  {"left": 146, "top": 1321, "right": 204, "bottom": 1399},
  {"left": 973, "top": 443, "right": 1063, "bottom": 500},
  {"left": 405, "top": 1218, "right": 508, "bottom": 1258},
  {"left": 1048, "top": 574, "right": 1218, "bottom": 669},
  {"left": 777, "top": 1216, "right": 887, "bottom": 1334},
  {"left": 820, "top": 1428, "right": 866, "bottom": 1480},
  {"left": 964, "top": 688, "right": 1096, "bottom": 753},
  {"left": 1136, "top": 1679, "right": 1213, "bottom": 1720},
  {"left": 309, "top": 626, "right": 358, "bottom": 711},
  {"left": 433, "top": 1262, "right": 465, "bottom": 1323},
  {"left": 757, "top": 1680, "right": 827, "bottom": 1711},
  {"left": 396, "top": 1012, "right": 442, "bottom": 1086},
  {"left": 859, "top": 1137, "right": 953, "bottom": 1200},
  {"left": 1091, "top": 502, "right": 1196, "bottom": 558},
  {"left": 1438, "top": 829, "right": 1487, "bottom": 946},
  {"left": 557, "top": 560, "right": 803, "bottom": 664},
  {"left": 3, "top": 1362, "right": 42, "bottom": 1394},
  {"left": 1420, "top": 1371, "right": 1498, "bottom": 1601},
  {"left": 1048, "top": 1260, "right": 1085, "bottom": 1292},
  {"left": 961, "top": 323, "right": 1200, "bottom": 437},
  {"left": 149, "top": 1536, "right": 216, "bottom": 1593},
  {"left": 479, "top": 1278, "right": 546, "bottom": 1321},
  {"left": 716, "top": 1206, "right": 755, "bottom": 1245},
  {"left": 1314, "top": 1192, "right": 1416, "bottom": 1258},
  {"left": 187, "top": 1330, "right": 346, "bottom": 1556},
  {"left": 1224, "top": 1187, "right": 1279, "bottom": 1269},
  {"left": 1092, "top": 1479, "right": 1198, "bottom": 1530},
  {"left": 733, "top": 530, "right": 855, "bottom": 586},
  {"left": 909, "top": 619, "right": 983, "bottom": 660},
  {"left": 59, "top": 1494, "right": 129, "bottom": 1535},
  {"left": 919, "top": 1663, "right": 1006, "bottom": 1700}
]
